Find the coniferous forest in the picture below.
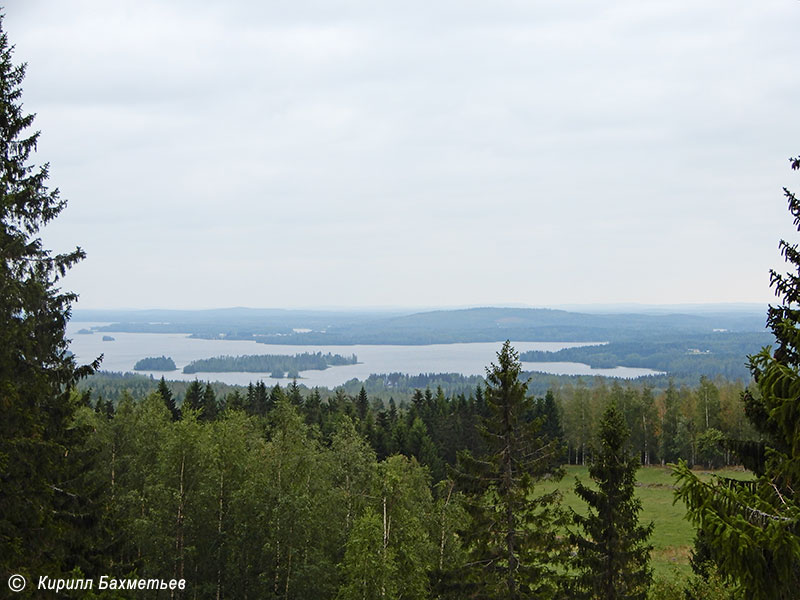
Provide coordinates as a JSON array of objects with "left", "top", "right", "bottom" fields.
[{"left": 2, "top": 12, "right": 800, "bottom": 600}]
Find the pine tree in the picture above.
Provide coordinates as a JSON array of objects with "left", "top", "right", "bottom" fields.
[
  {"left": 570, "top": 401, "right": 653, "bottom": 600},
  {"left": 455, "top": 341, "right": 566, "bottom": 599},
  {"left": 0, "top": 14, "right": 98, "bottom": 579},
  {"left": 673, "top": 156, "right": 800, "bottom": 599}
]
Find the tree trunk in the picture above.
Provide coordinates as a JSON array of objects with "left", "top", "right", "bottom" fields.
[
  {"left": 216, "top": 471, "right": 224, "bottom": 600},
  {"left": 382, "top": 495, "right": 390, "bottom": 599},
  {"left": 174, "top": 452, "right": 186, "bottom": 600},
  {"left": 439, "top": 481, "right": 454, "bottom": 571},
  {"left": 503, "top": 406, "right": 517, "bottom": 599},
  {"left": 642, "top": 413, "right": 649, "bottom": 466}
]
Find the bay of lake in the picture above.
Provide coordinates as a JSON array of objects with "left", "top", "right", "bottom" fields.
[{"left": 67, "top": 322, "right": 661, "bottom": 388}]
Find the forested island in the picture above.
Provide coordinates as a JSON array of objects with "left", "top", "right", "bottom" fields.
[
  {"left": 133, "top": 356, "right": 177, "bottom": 371},
  {"left": 182, "top": 352, "right": 358, "bottom": 376}
]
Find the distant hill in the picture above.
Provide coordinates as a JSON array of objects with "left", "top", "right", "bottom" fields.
[{"left": 73, "top": 305, "right": 768, "bottom": 345}]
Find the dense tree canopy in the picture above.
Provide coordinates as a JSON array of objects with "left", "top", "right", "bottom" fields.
[
  {"left": 0, "top": 14, "right": 98, "bottom": 580},
  {"left": 133, "top": 355, "right": 176, "bottom": 371}
]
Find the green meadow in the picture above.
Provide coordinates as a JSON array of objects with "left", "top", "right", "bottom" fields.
[{"left": 540, "top": 465, "right": 754, "bottom": 580}]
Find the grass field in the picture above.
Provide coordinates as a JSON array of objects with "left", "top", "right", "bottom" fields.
[{"left": 539, "top": 464, "right": 754, "bottom": 580}]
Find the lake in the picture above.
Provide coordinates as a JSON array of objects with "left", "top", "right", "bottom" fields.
[{"left": 66, "top": 322, "right": 662, "bottom": 387}]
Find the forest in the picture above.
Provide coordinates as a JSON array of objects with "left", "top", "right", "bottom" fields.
[
  {"left": 133, "top": 356, "right": 177, "bottom": 371},
  {"left": 181, "top": 352, "right": 359, "bottom": 376},
  {"left": 520, "top": 332, "right": 772, "bottom": 382},
  {"left": 16, "top": 343, "right": 767, "bottom": 598},
  {"left": 83, "top": 370, "right": 754, "bottom": 480},
  {"left": 2, "top": 13, "right": 800, "bottom": 600}
]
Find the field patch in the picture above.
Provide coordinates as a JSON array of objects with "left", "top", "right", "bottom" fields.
[{"left": 539, "top": 465, "right": 753, "bottom": 579}]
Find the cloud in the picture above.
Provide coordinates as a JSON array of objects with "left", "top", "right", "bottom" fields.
[{"left": 6, "top": 0, "right": 799, "bottom": 308}]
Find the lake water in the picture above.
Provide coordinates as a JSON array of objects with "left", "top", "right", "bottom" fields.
[{"left": 66, "top": 322, "right": 661, "bottom": 387}]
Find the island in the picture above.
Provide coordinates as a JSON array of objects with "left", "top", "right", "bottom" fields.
[
  {"left": 182, "top": 352, "right": 358, "bottom": 374},
  {"left": 133, "top": 356, "right": 177, "bottom": 371}
]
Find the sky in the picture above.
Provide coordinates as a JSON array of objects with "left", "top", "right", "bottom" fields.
[{"left": 4, "top": 1, "right": 800, "bottom": 310}]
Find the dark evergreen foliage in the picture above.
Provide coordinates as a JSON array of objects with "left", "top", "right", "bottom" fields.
[
  {"left": 133, "top": 355, "right": 177, "bottom": 371},
  {"left": 356, "top": 385, "right": 369, "bottom": 421},
  {"left": 674, "top": 156, "right": 800, "bottom": 600},
  {"left": 201, "top": 382, "right": 219, "bottom": 421},
  {"left": 182, "top": 351, "right": 357, "bottom": 374},
  {"left": 532, "top": 389, "right": 566, "bottom": 469},
  {"left": 520, "top": 333, "right": 771, "bottom": 382},
  {"left": 0, "top": 15, "right": 99, "bottom": 580},
  {"left": 157, "top": 376, "right": 179, "bottom": 421},
  {"left": 181, "top": 379, "right": 204, "bottom": 416},
  {"left": 454, "top": 341, "right": 566, "bottom": 599},
  {"left": 570, "top": 402, "right": 653, "bottom": 599}
]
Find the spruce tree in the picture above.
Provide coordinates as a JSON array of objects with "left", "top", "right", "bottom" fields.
[
  {"left": 225, "top": 389, "right": 246, "bottom": 412},
  {"left": 455, "top": 341, "right": 566, "bottom": 599},
  {"left": 533, "top": 389, "right": 566, "bottom": 469},
  {"left": 182, "top": 379, "right": 204, "bottom": 416},
  {"left": 356, "top": 385, "right": 369, "bottom": 421},
  {"left": 570, "top": 401, "right": 653, "bottom": 600},
  {"left": 0, "top": 14, "right": 98, "bottom": 578},
  {"left": 287, "top": 378, "right": 303, "bottom": 407},
  {"left": 201, "top": 382, "right": 218, "bottom": 421},
  {"left": 673, "top": 156, "right": 800, "bottom": 599},
  {"left": 269, "top": 383, "right": 285, "bottom": 413},
  {"left": 158, "top": 376, "right": 179, "bottom": 421},
  {"left": 304, "top": 387, "right": 322, "bottom": 428},
  {"left": 254, "top": 380, "right": 269, "bottom": 416}
]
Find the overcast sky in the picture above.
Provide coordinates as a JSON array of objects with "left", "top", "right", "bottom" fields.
[{"left": 5, "top": 1, "right": 799, "bottom": 310}]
